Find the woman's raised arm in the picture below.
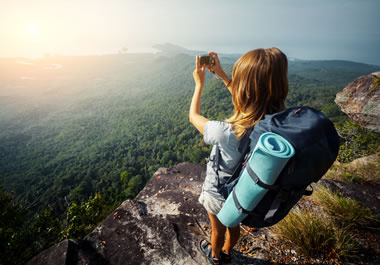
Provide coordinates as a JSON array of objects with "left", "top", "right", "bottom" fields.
[{"left": 189, "top": 55, "right": 209, "bottom": 134}]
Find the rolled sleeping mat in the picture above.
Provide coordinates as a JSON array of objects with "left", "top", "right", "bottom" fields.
[{"left": 217, "top": 132, "right": 295, "bottom": 227}]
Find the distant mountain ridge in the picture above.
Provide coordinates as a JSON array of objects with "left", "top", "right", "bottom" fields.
[
  {"left": 152, "top": 43, "right": 206, "bottom": 56},
  {"left": 151, "top": 43, "right": 380, "bottom": 67}
]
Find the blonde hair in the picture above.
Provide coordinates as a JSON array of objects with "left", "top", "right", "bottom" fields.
[{"left": 226, "top": 47, "right": 288, "bottom": 139}]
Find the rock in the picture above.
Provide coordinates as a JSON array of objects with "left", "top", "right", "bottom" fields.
[
  {"left": 335, "top": 72, "right": 380, "bottom": 133},
  {"left": 372, "top": 71, "right": 380, "bottom": 79},
  {"left": 27, "top": 239, "right": 107, "bottom": 265},
  {"left": 27, "top": 163, "right": 273, "bottom": 265},
  {"left": 349, "top": 154, "right": 378, "bottom": 168},
  {"left": 320, "top": 178, "right": 380, "bottom": 214},
  {"left": 333, "top": 154, "right": 380, "bottom": 186},
  {"left": 27, "top": 163, "right": 208, "bottom": 265}
]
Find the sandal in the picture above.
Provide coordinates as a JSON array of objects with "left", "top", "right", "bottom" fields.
[
  {"left": 220, "top": 250, "right": 231, "bottom": 263},
  {"left": 199, "top": 239, "right": 221, "bottom": 265},
  {"left": 221, "top": 251, "right": 231, "bottom": 263}
]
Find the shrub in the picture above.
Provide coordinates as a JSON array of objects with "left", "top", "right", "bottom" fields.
[
  {"left": 335, "top": 120, "right": 380, "bottom": 163},
  {"left": 61, "top": 193, "right": 108, "bottom": 239},
  {"left": 0, "top": 186, "right": 60, "bottom": 265}
]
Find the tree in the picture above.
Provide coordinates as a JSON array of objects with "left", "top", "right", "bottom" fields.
[
  {"left": 120, "top": 170, "right": 129, "bottom": 188},
  {"left": 0, "top": 186, "right": 28, "bottom": 265},
  {"left": 61, "top": 193, "right": 107, "bottom": 239},
  {"left": 335, "top": 120, "right": 380, "bottom": 162},
  {"left": 124, "top": 175, "right": 144, "bottom": 199}
]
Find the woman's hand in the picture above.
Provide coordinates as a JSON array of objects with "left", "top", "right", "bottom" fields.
[
  {"left": 193, "top": 55, "right": 206, "bottom": 89},
  {"left": 208, "top": 52, "right": 229, "bottom": 81}
]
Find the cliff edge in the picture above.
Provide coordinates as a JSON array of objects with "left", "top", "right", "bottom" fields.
[
  {"left": 27, "top": 158, "right": 380, "bottom": 265},
  {"left": 27, "top": 163, "right": 272, "bottom": 265}
]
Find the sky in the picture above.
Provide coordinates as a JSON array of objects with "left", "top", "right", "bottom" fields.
[{"left": 1, "top": 0, "right": 379, "bottom": 65}]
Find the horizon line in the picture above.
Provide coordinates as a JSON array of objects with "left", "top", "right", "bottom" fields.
[{"left": 1, "top": 53, "right": 379, "bottom": 67}]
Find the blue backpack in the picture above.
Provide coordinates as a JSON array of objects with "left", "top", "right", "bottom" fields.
[{"left": 213, "top": 106, "right": 340, "bottom": 228}]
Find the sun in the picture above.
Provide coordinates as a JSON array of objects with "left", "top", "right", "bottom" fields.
[{"left": 26, "top": 24, "right": 39, "bottom": 38}]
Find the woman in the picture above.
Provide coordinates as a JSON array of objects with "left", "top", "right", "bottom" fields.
[{"left": 189, "top": 48, "right": 288, "bottom": 265}]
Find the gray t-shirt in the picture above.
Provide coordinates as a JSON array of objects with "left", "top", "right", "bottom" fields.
[{"left": 203, "top": 121, "right": 242, "bottom": 201}]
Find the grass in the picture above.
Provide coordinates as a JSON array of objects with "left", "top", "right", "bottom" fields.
[
  {"left": 270, "top": 186, "right": 377, "bottom": 260},
  {"left": 333, "top": 228, "right": 359, "bottom": 259},
  {"left": 313, "top": 186, "right": 378, "bottom": 228},
  {"left": 373, "top": 76, "right": 380, "bottom": 89},
  {"left": 271, "top": 209, "right": 358, "bottom": 258},
  {"left": 270, "top": 154, "right": 379, "bottom": 262},
  {"left": 325, "top": 154, "right": 380, "bottom": 185}
]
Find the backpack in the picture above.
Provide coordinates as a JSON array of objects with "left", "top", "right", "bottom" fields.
[{"left": 213, "top": 106, "right": 340, "bottom": 228}]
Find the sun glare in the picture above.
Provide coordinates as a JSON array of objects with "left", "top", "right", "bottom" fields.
[{"left": 26, "top": 24, "right": 39, "bottom": 38}]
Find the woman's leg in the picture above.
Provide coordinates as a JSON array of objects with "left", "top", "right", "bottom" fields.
[
  {"left": 208, "top": 212, "right": 226, "bottom": 259},
  {"left": 222, "top": 224, "right": 240, "bottom": 254}
]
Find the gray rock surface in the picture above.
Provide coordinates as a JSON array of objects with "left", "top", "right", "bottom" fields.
[
  {"left": 27, "top": 163, "right": 270, "bottom": 265},
  {"left": 320, "top": 178, "right": 380, "bottom": 214},
  {"left": 335, "top": 72, "right": 380, "bottom": 133},
  {"left": 27, "top": 239, "right": 108, "bottom": 265}
]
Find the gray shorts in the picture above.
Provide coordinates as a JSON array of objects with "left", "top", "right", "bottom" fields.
[{"left": 198, "top": 189, "right": 225, "bottom": 215}]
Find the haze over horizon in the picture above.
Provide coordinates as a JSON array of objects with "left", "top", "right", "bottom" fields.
[{"left": 1, "top": 0, "right": 379, "bottom": 65}]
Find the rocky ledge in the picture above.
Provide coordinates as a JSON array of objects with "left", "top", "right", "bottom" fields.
[
  {"left": 27, "top": 161, "right": 380, "bottom": 265},
  {"left": 335, "top": 71, "right": 380, "bottom": 133},
  {"left": 27, "top": 163, "right": 271, "bottom": 265}
]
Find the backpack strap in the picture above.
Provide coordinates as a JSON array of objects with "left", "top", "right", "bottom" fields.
[
  {"left": 264, "top": 186, "right": 313, "bottom": 223},
  {"left": 225, "top": 129, "right": 253, "bottom": 185},
  {"left": 216, "top": 128, "right": 253, "bottom": 196},
  {"left": 213, "top": 146, "right": 221, "bottom": 176},
  {"left": 237, "top": 128, "right": 252, "bottom": 153},
  {"left": 246, "top": 163, "right": 279, "bottom": 190},
  {"left": 263, "top": 189, "right": 289, "bottom": 223},
  {"left": 232, "top": 186, "right": 291, "bottom": 221},
  {"left": 232, "top": 187, "right": 251, "bottom": 214}
]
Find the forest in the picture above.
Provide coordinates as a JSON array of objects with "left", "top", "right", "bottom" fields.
[{"left": 0, "top": 51, "right": 379, "bottom": 264}]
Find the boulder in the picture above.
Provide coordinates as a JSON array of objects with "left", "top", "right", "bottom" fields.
[{"left": 335, "top": 71, "right": 380, "bottom": 133}]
